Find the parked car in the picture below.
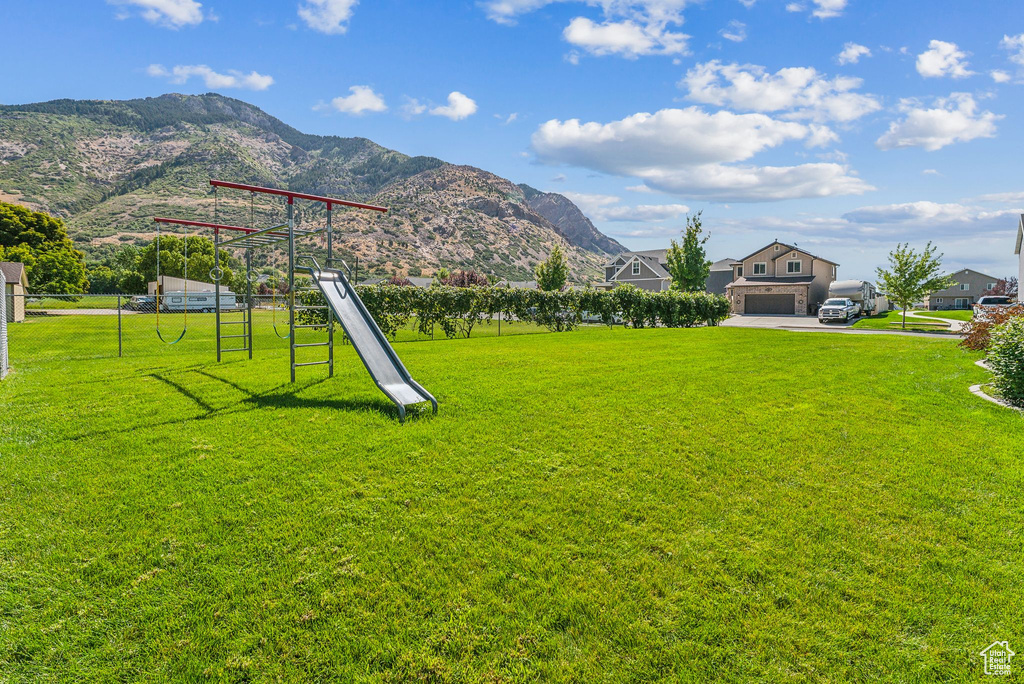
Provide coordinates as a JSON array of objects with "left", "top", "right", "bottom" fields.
[
  {"left": 973, "top": 295, "right": 1016, "bottom": 319},
  {"left": 818, "top": 297, "right": 859, "bottom": 323},
  {"left": 125, "top": 295, "right": 157, "bottom": 311}
]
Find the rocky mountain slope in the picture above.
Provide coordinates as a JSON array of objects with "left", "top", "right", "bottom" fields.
[
  {"left": 520, "top": 184, "right": 625, "bottom": 256},
  {"left": 0, "top": 93, "right": 622, "bottom": 281}
]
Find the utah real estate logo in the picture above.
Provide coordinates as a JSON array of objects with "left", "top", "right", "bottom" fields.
[{"left": 980, "top": 641, "right": 1014, "bottom": 676}]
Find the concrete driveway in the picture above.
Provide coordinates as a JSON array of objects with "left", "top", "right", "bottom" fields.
[{"left": 721, "top": 315, "right": 854, "bottom": 330}]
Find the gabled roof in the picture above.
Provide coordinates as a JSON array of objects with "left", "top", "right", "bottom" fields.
[
  {"left": 1016, "top": 214, "right": 1023, "bottom": 256},
  {"left": 727, "top": 275, "right": 817, "bottom": 287},
  {"left": 732, "top": 241, "right": 839, "bottom": 267},
  {"left": 0, "top": 262, "right": 28, "bottom": 287},
  {"left": 611, "top": 253, "right": 670, "bottom": 280},
  {"left": 710, "top": 258, "right": 736, "bottom": 272},
  {"left": 947, "top": 267, "right": 999, "bottom": 282}
]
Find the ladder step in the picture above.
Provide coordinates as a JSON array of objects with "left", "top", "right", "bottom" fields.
[
  {"left": 222, "top": 347, "right": 249, "bottom": 353},
  {"left": 220, "top": 334, "right": 248, "bottom": 339},
  {"left": 292, "top": 342, "right": 330, "bottom": 348},
  {"left": 294, "top": 361, "right": 331, "bottom": 368},
  {"left": 221, "top": 320, "right": 248, "bottom": 325}
]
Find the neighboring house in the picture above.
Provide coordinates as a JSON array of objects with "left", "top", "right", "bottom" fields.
[
  {"left": 923, "top": 268, "right": 999, "bottom": 310},
  {"left": 1017, "top": 214, "right": 1023, "bottom": 288},
  {"left": 599, "top": 250, "right": 737, "bottom": 293},
  {"left": 725, "top": 241, "right": 838, "bottom": 316},
  {"left": 1, "top": 262, "right": 28, "bottom": 323},
  {"left": 706, "top": 258, "right": 736, "bottom": 295},
  {"left": 598, "top": 249, "right": 671, "bottom": 292},
  {"left": 148, "top": 276, "right": 216, "bottom": 294}
]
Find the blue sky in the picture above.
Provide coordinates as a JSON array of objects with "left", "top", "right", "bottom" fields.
[{"left": 4, "top": 0, "right": 1024, "bottom": 280}]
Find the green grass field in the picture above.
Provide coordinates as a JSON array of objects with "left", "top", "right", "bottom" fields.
[
  {"left": 2, "top": 316, "right": 1021, "bottom": 681},
  {"left": 918, "top": 310, "right": 974, "bottom": 322},
  {"left": 852, "top": 311, "right": 954, "bottom": 332}
]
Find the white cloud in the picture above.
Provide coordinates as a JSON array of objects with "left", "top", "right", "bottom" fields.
[
  {"left": 495, "top": 112, "right": 519, "bottom": 124},
  {"left": 738, "top": 0, "right": 757, "bottom": 6},
  {"left": 400, "top": 97, "right": 427, "bottom": 117},
  {"left": 784, "top": 0, "right": 846, "bottom": 18},
  {"left": 626, "top": 184, "right": 655, "bottom": 193},
  {"left": 922, "top": 168, "right": 941, "bottom": 176},
  {"left": 837, "top": 42, "right": 871, "bottom": 65},
  {"left": 875, "top": 93, "right": 1001, "bottom": 151},
  {"left": 324, "top": 85, "right": 387, "bottom": 114},
  {"left": 430, "top": 92, "right": 478, "bottom": 120},
  {"left": 560, "top": 191, "right": 689, "bottom": 222},
  {"left": 1000, "top": 34, "right": 1024, "bottom": 67},
  {"left": 298, "top": 0, "right": 358, "bottom": 35},
  {"left": 719, "top": 20, "right": 746, "bottom": 43},
  {"left": 681, "top": 61, "right": 881, "bottom": 123},
  {"left": 481, "top": 1, "right": 692, "bottom": 58},
  {"left": 531, "top": 107, "right": 873, "bottom": 201},
  {"left": 991, "top": 70, "right": 1012, "bottom": 83},
  {"left": 843, "top": 201, "right": 981, "bottom": 224},
  {"left": 916, "top": 40, "right": 975, "bottom": 79},
  {"left": 110, "top": 0, "right": 203, "bottom": 28},
  {"left": 977, "top": 191, "right": 1024, "bottom": 203},
  {"left": 147, "top": 64, "right": 274, "bottom": 90},
  {"left": 809, "top": 0, "right": 847, "bottom": 18},
  {"left": 563, "top": 17, "right": 688, "bottom": 57}
]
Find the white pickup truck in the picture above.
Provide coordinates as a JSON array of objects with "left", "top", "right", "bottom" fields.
[{"left": 818, "top": 297, "right": 860, "bottom": 323}]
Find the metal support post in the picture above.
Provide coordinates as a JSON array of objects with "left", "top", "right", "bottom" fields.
[
  {"left": 118, "top": 295, "right": 123, "bottom": 357},
  {"left": 215, "top": 227, "right": 222, "bottom": 362},
  {"left": 288, "top": 199, "right": 296, "bottom": 383},
  {"left": 326, "top": 204, "right": 335, "bottom": 378},
  {"left": 245, "top": 248, "right": 254, "bottom": 359}
]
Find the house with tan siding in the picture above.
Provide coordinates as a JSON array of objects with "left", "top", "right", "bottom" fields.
[
  {"left": 923, "top": 268, "right": 999, "bottom": 310},
  {"left": 725, "top": 241, "right": 838, "bottom": 315}
]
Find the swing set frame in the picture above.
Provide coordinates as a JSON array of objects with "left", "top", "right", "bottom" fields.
[{"left": 153, "top": 179, "right": 387, "bottom": 379}]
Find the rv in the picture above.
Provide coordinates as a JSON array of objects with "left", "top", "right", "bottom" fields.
[
  {"left": 160, "top": 291, "right": 239, "bottom": 313},
  {"left": 827, "top": 280, "right": 878, "bottom": 317}
]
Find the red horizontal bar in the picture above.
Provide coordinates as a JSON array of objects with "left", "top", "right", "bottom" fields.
[
  {"left": 152, "top": 217, "right": 286, "bottom": 236},
  {"left": 209, "top": 179, "right": 388, "bottom": 213}
]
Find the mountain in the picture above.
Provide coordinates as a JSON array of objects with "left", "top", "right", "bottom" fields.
[
  {"left": 519, "top": 184, "right": 626, "bottom": 256},
  {"left": 0, "top": 93, "right": 623, "bottom": 281}
]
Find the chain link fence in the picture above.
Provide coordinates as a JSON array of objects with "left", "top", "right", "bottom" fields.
[
  {"left": 1, "top": 270, "right": 8, "bottom": 380},
  {"left": 2, "top": 291, "right": 554, "bottom": 371}
]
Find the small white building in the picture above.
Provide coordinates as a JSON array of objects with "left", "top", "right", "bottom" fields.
[{"left": 148, "top": 276, "right": 216, "bottom": 295}]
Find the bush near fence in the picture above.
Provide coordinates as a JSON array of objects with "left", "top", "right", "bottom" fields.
[
  {"left": 298, "top": 283, "right": 731, "bottom": 339},
  {"left": 987, "top": 316, "right": 1024, "bottom": 407}
]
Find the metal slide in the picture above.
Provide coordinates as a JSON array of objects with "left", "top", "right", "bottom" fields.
[{"left": 299, "top": 263, "right": 437, "bottom": 422}]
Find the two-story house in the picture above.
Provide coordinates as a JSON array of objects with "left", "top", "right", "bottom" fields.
[
  {"left": 598, "top": 251, "right": 737, "bottom": 293},
  {"left": 725, "top": 241, "right": 838, "bottom": 315},
  {"left": 923, "top": 268, "right": 999, "bottom": 310}
]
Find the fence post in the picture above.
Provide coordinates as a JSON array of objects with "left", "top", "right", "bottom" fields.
[
  {"left": 117, "top": 295, "right": 123, "bottom": 357},
  {"left": 0, "top": 269, "right": 7, "bottom": 380}
]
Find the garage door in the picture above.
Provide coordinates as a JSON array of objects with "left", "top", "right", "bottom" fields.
[{"left": 745, "top": 293, "right": 795, "bottom": 315}]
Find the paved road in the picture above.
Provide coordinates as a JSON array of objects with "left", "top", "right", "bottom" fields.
[{"left": 721, "top": 314, "right": 959, "bottom": 339}]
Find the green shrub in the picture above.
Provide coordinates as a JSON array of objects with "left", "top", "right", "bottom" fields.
[
  {"left": 988, "top": 317, "right": 1024, "bottom": 407},
  {"left": 297, "top": 284, "right": 731, "bottom": 339}
]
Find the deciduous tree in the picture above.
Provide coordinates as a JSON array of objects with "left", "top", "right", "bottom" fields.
[
  {"left": 666, "top": 211, "right": 711, "bottom": 292},
  {"left": 876, "top": 242, "right": 956, "bottom": 329}
]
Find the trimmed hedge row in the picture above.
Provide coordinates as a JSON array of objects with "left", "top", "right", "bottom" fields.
[{"left": 297, "top": 283, "right": 731, "bottom": 339}]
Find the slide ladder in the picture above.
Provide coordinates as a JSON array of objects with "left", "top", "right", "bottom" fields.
[
  {"left": 291, "top": 283, "right": 334, "bottom": 375},
  {"left": 295, "top": 257, "right": 437, "bottom": 422}
]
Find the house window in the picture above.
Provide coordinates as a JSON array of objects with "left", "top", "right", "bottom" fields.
[
  {"left": 832, "top": 266, "right": 837, "bottom": 278},
  {"left": 753, "top": 262, "right": 767, "bottom": 275},
  {"left": 960, "top": 283, "right": 969, "bottom": 291},
  {"left": 737, "top": 266, "right": 743, "bottom": 277},
  {"left": 632, "top": 261, "right": 640, "bottom": 275},
  {"left": 936, "top": 298, "right": 943, "bottom": 304},
  {"left": 791, "top": 252, "right": 797, "bottom": 258},
  {"left": 774, "top": 245, "right": 780, "bottom": 251},
  {"left": 787, "top": 260, "right": 802, "bottom": 274},
  {"left": 987, "top": 282, "right": 995, "bottom": 290},
  {"left": 955, "top": 298, "right": 970, "bottom": 309}
]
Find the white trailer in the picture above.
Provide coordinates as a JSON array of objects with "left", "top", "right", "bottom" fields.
[
  {"left": 161, "top": 290, "right": 239, "bottom": 313},
  {"left": 828, "top": 280, "right": 878, "bottom": 317}
]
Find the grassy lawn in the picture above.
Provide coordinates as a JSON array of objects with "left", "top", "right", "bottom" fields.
[
  {"left": 1, "top": 320, "right": 1021, "bottom": 681},
  {"left": 918, "top": 310, "right": 974, "bottom": 322},
  {"left": 853, "top": 311, "right": 954, "bottom": 332},
  {"left": 24, "top": 295, "right": 124, "bottom": 310}
]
